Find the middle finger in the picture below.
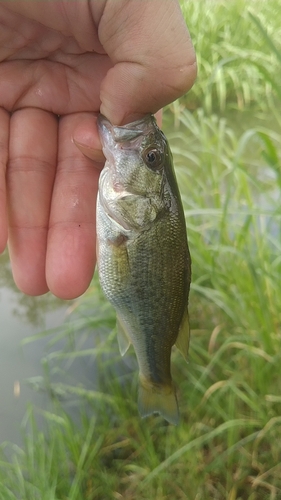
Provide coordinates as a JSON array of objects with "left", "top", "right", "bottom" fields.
[{"left": 46, "top": 112, "right": 101, "bottom": 299}]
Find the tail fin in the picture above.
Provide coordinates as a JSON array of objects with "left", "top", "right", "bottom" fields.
[{"left": 138, "top": 376, "right": 179, "bottom": 425}]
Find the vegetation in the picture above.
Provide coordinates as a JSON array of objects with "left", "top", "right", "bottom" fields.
[
  {"left": 181, "top": 0, "right": 281, "bottom": 112},
  {"left": 1, "top": 0, "right": 281, "bottom": 498}
]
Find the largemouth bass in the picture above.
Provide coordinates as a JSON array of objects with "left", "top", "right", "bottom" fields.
[{"left": 96, "top": 114, "right": 191, "bottom": 425}]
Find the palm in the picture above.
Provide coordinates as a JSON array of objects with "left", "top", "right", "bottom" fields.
[
  {"left": 4, "top": 52, "right": 110, "bottom": 115},
  {"left": 0, "top": 4, "right": 110, "bottom": 298},
  {"left": 0, "top": 3, "right": 111, "bottom": 113}
]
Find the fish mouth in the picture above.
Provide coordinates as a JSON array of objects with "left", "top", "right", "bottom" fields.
[{"left": 97, "top": 114, "right": 156, "bottom": 147}]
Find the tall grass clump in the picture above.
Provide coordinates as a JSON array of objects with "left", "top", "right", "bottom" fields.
[
  {"left": 1, "top": 2, "right": 281, "bottom": 499},
  {"left": 180, "top": 0, "right": 281, "bottom": 112}
]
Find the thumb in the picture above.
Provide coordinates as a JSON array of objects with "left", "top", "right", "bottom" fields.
[{"left": 95, "top": 0, "right": 196, "bottom": 125}]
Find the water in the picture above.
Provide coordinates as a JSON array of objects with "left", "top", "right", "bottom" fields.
[
  {"left": 0, "top": 249, "right": 131, "bottom": 448},
  {"left": 0, "top": 251, "right": 68, "bottom": 445}
]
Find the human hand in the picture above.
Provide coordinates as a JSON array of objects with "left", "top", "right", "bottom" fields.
[{"left": 0, "top": 0, "right": 196, "bottom": 299}]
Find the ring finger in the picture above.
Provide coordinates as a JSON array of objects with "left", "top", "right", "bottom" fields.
[{"left": 7, "top": 108, "right": 58, "bottom": 295}]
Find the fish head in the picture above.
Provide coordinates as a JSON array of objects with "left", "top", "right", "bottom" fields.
[{"left": 98, "top": 114, "right": 169, "bottom": 199}]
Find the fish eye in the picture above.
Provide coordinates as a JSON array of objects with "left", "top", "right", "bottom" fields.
[{"left": 142, "top": 147, "right": 163, "bottom": 170}]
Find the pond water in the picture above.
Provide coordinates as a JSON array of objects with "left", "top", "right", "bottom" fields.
[
  {"left": 0, "top": 248, "right": 115, "bottom": 448},
  {"left": 0, "top": 250, "right": 69, "bottom": 445},
  {"left": 0, "top": 248, "right": 131, "bottom": 448}
]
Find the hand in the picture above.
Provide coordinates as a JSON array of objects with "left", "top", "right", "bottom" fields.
[{"left": 0, "top": 0, "right": 196, "bottom": 299}]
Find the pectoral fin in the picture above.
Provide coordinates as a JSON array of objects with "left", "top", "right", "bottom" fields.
[
  {"left": 175, "top": 307, "right": 190, "bottom": 362},
  {"left": 116, "top": 315, "right": 131, "bottom": 356}
]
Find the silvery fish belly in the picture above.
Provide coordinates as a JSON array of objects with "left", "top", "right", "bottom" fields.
[{"left": 96, "top": 114, "right": 191, "bottom": 425}]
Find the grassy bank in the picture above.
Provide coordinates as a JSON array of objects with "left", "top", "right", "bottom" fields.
[{"left": 1, "top": 1, "right": 281, "bottom": 499}]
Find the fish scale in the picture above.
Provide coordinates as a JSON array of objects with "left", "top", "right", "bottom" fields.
[{"left": 96, "top": 114, "right": 191, "bottom": 425}]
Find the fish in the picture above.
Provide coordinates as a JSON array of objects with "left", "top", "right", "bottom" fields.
[{"left": 96, "top": 114, "right": 191, "bottom": 425}]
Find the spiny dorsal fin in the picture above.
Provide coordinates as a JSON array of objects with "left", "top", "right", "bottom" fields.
[{"left": 175, "top": 306, "right": 190, "bottom": 362}]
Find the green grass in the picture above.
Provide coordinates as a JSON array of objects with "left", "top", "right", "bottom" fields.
[
  {"left": 1, "top": 1, "right": 281, "bottom": 499},
  {"left": 180, "top": 0, "right": 281, "bottom": 112}
]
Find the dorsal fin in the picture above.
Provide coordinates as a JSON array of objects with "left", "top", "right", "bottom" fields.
[{"left": 175, "top": 306, "right": 190, "bottom": 362}]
